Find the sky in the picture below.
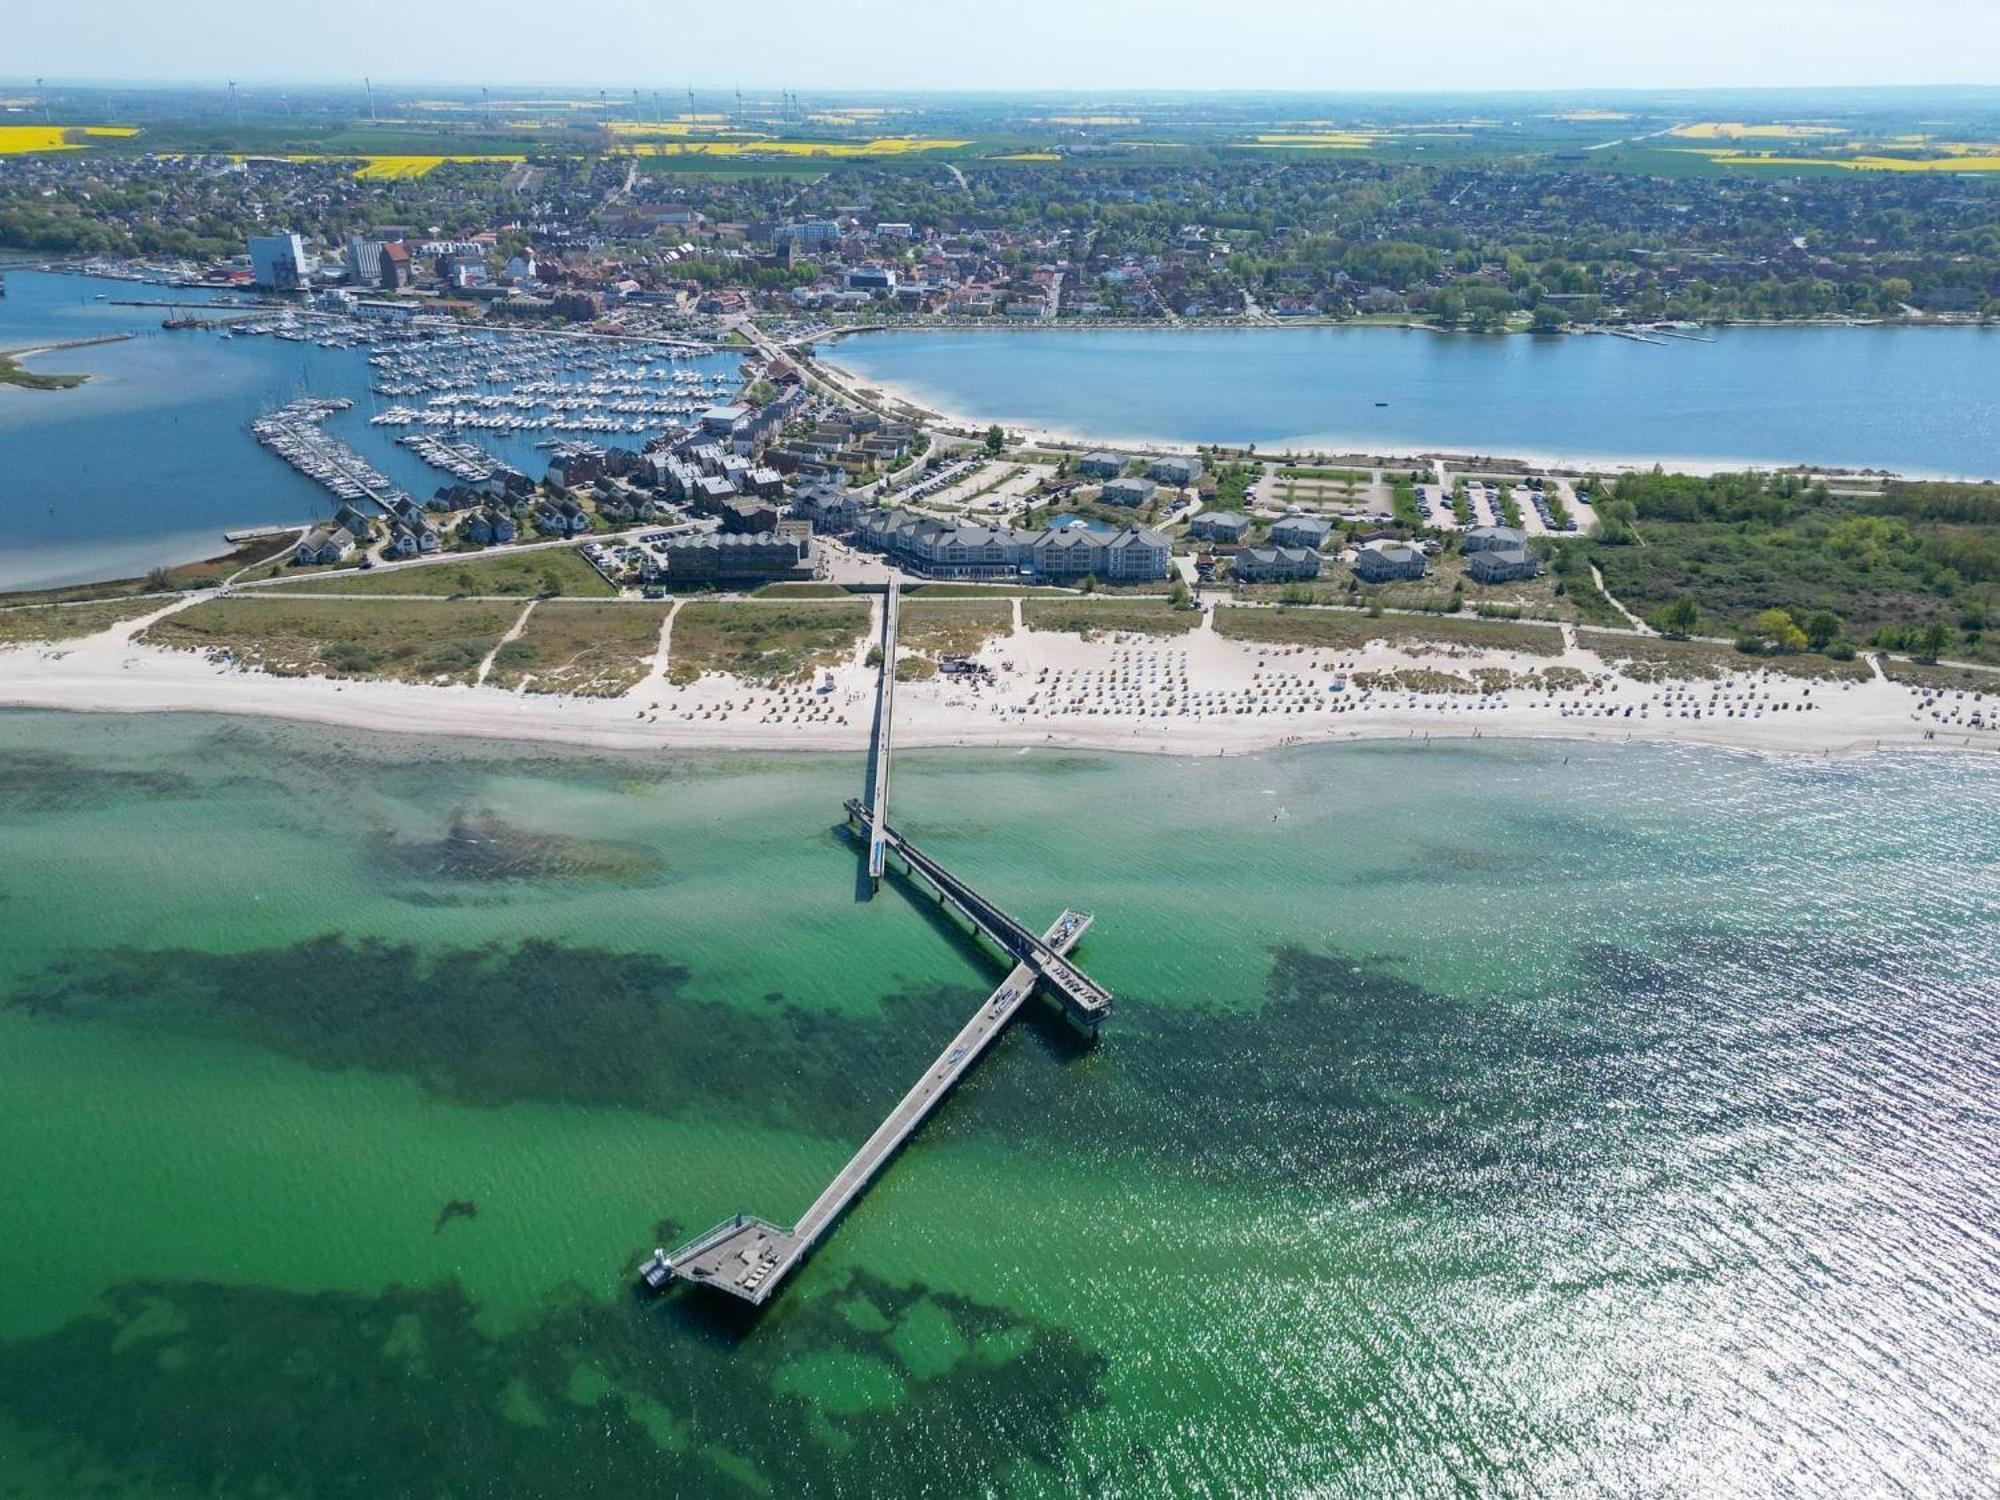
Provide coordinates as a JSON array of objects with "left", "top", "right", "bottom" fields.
[{"left": 12, "top": 0, "right": 2000, "bottom": 93}]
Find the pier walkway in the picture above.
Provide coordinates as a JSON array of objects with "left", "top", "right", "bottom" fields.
[
  {"left": 645, "top": 909, "right": 1094, "bottom": 1305},
  {"left": 641, "top": 579, "right": 1113, "bottom": 1306},
  {"left": 845, "top": 800, "right": 1113, "bottom": 1032},
  {"left": 864, "top": 580, "right": 900, "bottom": 890}
]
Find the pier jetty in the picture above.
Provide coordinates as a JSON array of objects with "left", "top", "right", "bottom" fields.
[{"left": 643, "top": 589, "right": 1113, "bottom": 1304}]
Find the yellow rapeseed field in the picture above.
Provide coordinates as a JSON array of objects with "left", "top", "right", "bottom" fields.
[
  {"left": 1680, "top": 147, "right": 2000, "bottom": 173},
  {"left": 1671, "top": 122, "right": 1846, "bottom": 141},
  {"left": 0, "top": 124, "right": 138, "bottom": 154},
  {"left": 992, "top": 152, "right": 1062, "bottom": 162},
  {"left": 616, "top": 137, "right": 968, "bottom": 158},
  {"left": 352, "top": 155, "right": 526, "bottom": 179},
  {"left": 1245, "top": 132, "right": 1383, "bottom": 149}
]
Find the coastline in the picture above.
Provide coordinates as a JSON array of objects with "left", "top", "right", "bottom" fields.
[{"left": 3, "top": 600, "right": 1989, "bottom": 766}]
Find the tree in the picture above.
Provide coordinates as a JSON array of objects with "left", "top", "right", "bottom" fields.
[
  {"left": 538, "top": 570, "right": 565, "bottom": 598},
  {"left": 1651, "top": 595, "right": 1701, "bottom": 638},
  {"left": 1169, "top": 579, "right": 1193, "bottom": 608},
  {"left": 1752, "top": 607, "right": 1807, "bottom": 653},
  {"left": 1803, "top": 609, "right": 1843, "bottom": 652},
  {"left": 1913, "top": 619, "right": 1954, "bottom": 662},
  {"left": 984, "top": 424, "right": 1005, "bottom": 456}
]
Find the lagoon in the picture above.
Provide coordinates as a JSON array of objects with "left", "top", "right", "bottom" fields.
[{"left": 828, "top": 323, "right": 2000, "bottom": 477}]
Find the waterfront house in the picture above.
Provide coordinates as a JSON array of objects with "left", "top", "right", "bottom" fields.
[
  {"left": 1269, "top": 515, "right": 1335, "bottom": 550},
  {"left": 333, "top": 503, "right": 372, "bottom": 540},
  {"left": 1353, "top": 539, "right": 1428, "bottom": 582},
  {"left": 294, "top": 527, "right": 352, "bottom": 566},
  {"left": 385, "top": 526, "right": 419, "bottom": 559},
  {"left": 459, "top": 511, "right": 496, "bottom": 546},
  {"left": 1187, "top": 511, "right": 1252, "bottom": 543},
  {"left": 1077, "top": 452, "right": 1127, "bottom": 479},
  {"left": 1149, "top": 455, "right": 1203, "bottom": 487}
]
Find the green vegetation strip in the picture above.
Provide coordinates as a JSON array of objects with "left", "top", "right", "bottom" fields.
[
  {"left": 899, "top": 601, "right": 1014, "bottom": 658},
  {"left": 143, "top": 597, "right": 522, "bottom": 683},
  {"left": 668, "top": 600, "right": 871, "bottom": 685},
  {"left": 1575, "top": 629, "right": 1871, "bottom": 682},
  {"left": 264, "top": 547, "right": 614, "bottom": 598},
  {"left": 486, "top": 602, "right": 669, "bottom": 697},
  {"left": 1021, "top": 600, "right": 1199, "bottom": 638},
  {"left": 0, "top": 598, "right": 166, "bottom": 645},
  {"left": 0, "top": 355, "right": 87, "bottom": 391},
  {"left": 1215, "top": 606, "right": 1563, "bottom": 656}
]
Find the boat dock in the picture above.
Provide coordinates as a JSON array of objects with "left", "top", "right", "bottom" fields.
[
  {"left": 643, "top": 908, "right": 1095, "bottom": 1304},
  {"left": 864, "top": 580, "right": 900, "bottom": 889}
]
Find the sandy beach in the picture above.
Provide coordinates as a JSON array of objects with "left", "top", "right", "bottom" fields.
[{"left": 2, "top": 593, "right": 1991, "bottom": 762}]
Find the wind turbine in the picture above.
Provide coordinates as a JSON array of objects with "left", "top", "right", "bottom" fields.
[{"left": 365, "top": 76, "right": 376, "bottom": 124}]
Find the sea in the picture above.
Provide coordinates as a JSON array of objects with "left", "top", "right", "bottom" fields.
[
  {"left": 829, "top": 323, "right": 2000, "bottom": 478},
  {"left": 0, "top": 709, "right": 1994, "bottom": 1496},
  {"left": 0, "top": 271, "right": 742, "bottom": 593}
]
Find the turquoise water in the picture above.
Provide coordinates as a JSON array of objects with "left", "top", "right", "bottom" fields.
[
  {"left": 0, "top": 711, "right": 1995, "bottom": 1495},
  {"left": 0, "top": 272, "right": 740, "bottom": 591},
  {"left": 831, "top": 324, "right": 2000, "bottom": 476}
]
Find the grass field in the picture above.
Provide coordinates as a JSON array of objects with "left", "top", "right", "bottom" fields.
[
  {"left": 1215, "top": 606, "right": 1565, "bottom": 657},
  {"left": 899, "top": 601, "right": 1014, "bottom": 658},
  {"left": 143, "top": 597, "right": 521, "bottom": 683},
  {"left": 667, "top": 600, "right": 871, "bottom": 685},
  {"left": 0, "top": 355, "right": 88, "bottom": 390},
  {"left": 1022, "top": 600, "right": 1199, "bottom": 638},
  {"left": 0, "top": 598, "right": 167, "bottom": 645},
  {"left": 265, "top": 547, "right": 614, "bottom": 598},
  {"left": 486, "top": 602, "right": 668, "bottom": 697}
]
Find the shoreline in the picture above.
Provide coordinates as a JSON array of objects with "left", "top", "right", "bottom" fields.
[
  {"left": 814, "top": 339, "right": 2000, "bottom": 484},
  {"left": 3, "top": 602, "right": 1991, "bottom": 767}
]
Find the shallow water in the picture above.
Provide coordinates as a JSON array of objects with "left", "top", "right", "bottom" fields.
[{"left": 0, "top": 711, "right": 1994, "bottom": 1495}]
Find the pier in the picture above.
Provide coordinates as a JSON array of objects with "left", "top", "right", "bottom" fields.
[
  {"left": 643, "top": 596, "right": 1114, "bottom": 1304},
  {"left": 643, "top": 909, "right": 1096, "bottom": 1305},
  {"left": 864, "top": 580, "right": 900, "bottom": 890}
]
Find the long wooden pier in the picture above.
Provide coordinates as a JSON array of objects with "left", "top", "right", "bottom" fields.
[
  {"left": 643, "top": 909, "right": 1095, "bottom": 1304},
  {"left": 864, "top": 580, "right": 900, "bottom": 890},
  {"left": 846, "top": 800, "right": 1113, "bottom": 1032},
  {"left": 641, "top": 579, "right": 1113, "bottom": 1306}
]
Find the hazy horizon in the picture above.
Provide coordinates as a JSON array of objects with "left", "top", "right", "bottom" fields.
[{"left": 10, "top": 0, "right": 2000, "bottom": 94}]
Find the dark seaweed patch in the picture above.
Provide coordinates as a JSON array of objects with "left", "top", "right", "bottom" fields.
[
  {"left": 0, "top": 1271, "right": 1106, "bottom": 1497},
  {"left": 0, "top": 749, "right": 197, "bottom": 814},
  {"left": 374, "top": 808, "right": 664, "bottom": 884}
]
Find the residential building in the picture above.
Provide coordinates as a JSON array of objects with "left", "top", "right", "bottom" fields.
[
  {"left": 1100, "top": 476, "right": 1158, "bottom": 508},
  {"left": 293, "top": 526, "right": 352, "bottom": 566},
  {"left": 1234, "top": 546, "right": 1321, "bottom": 583},
  {"left": 1463, "top": 525, "right": 1529, "bottom": 553},
  {"left": 1186, "top": 511, "right": 1251, "bottom": 543},
  {"left": 1149, "top": 455, "right": 1202, "bottom": 487},
  {"left": 1353, "top": 539, "right": 1428, "bottom": 582},
  {"left": 1269, "top": 515, "right": 1334, "bottom": 550},
  {"left": 1077, "top": 451, "right": 1127, "bottom": 479},
  {"left": 1464, "top": 544, "right": 1540, "bottom": 583}
]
